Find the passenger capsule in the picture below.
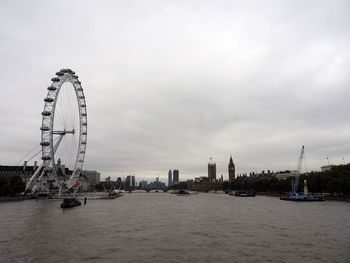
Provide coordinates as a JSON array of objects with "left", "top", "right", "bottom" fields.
[
  {"left": 48, "top": 86, "right": 57, "bottom": 91},
  {"left": 60, "top": 69, "right": 69, "bottom": 73},
  {"left": 51, "top": 77, "right": 60, "bottom": 82},
  {"left": 79, "top": 95, "right": 85, "bottom": 99},
  {"left": 41, "top": 111, "right": 51, "bottom": 116},
  {"left": 56, "top": 72, "right": 64, "bottom": 76},
  {"left": 82, "top": 122, "right": 87, "bottom": 126},
  {"left": 72, "top": 75, "right": 78, "bottom": 79},
  {"left": 42, "top": 156, "right": 51, "bottom": 161},
  {"left": 81, "top": 104, "right": 86, "bottom": 108},
  {"left": 76, "top": 87, "right": 83, "bottom": 91},
  {"left": 78, "top": 159, "right": 84, "bottom": 163},
  {"left": 40, "top": 141, "right": 50, "bottom": 146},
  {"left": 79, "top": 151, "right": 85, "bottom": 154},
  {"left": 81, "top": 132, "right": 87, "bottom": 135},
  {"left": 74, "top": 81, "right": 81, "bottom": 85},
  {"left": 44, "top": 97, "right": 54, "bottom": 103},
  {"left": 81, "top": 113, "right": 87, "bottom": 117},
  {"left": 40, "top": 126, "right": 50, "bottom": 131}
]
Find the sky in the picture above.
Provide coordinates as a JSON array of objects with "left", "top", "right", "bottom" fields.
[{"left": 0, "top": 0, "right": 350, "bottom": 182}]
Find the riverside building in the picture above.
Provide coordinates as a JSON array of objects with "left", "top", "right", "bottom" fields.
[{"left": 208, "top": 159, "right": 216, "bottom": 182}]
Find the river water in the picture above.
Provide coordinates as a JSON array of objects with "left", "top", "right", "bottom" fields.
[{"left": 0, "top": 193, "right": 349, "bottom": 263}]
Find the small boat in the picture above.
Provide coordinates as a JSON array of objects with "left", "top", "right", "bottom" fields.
[
  {"left": 234, "top": 190, "right": 255, "bottom": 197},
  {"left": 176, "top": 190, "right": 190, "bottom": 196},
  {"left": 100, "top": 185, "right": 122, "bottom": 199},
  {"left": 100, "top": 193, "right": 117, "bottom": 199},
  {"left": 100, "top": 191, "right": 122, "bottom": 199},
  {"left": 60, "top": 197, "right": 81, "bottom": 208}
]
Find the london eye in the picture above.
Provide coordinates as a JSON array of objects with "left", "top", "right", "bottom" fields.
[{"left": 26, "top": 69, "right": 87, "bottom": 195}]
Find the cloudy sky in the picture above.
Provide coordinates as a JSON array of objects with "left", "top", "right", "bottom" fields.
[{"left": 1, "top": 0, "right": 349, "bottom": 181}]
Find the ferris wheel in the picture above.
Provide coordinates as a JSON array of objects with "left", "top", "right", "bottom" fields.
[{"left": 27, "top": 68, "right": 87, "bottom": 194}]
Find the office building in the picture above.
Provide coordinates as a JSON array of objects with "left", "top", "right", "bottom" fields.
[
  {"left": 168, "top": 170, "right": 172, "bottom": 186},
  {"left": 173, "top": 169, "right": 179, "bottom": 184}
]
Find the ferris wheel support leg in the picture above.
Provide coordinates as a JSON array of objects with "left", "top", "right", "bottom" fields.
[
  {"left": 26, "top": 162, "right": 44, "bottom": 192},
  {"left": 38, "top": 166, "right": 47, "bottom": 182}
]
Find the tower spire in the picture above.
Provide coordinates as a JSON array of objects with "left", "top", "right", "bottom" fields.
[{"left": 228, "top": 155, "right": 235, "bottom": 183}]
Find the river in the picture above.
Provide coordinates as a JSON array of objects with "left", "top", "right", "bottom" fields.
[{"left": 0, "top": 193, "right": 349, "bottom": 263}]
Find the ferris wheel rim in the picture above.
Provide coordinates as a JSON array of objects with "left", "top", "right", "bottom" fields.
[{"left": 40, "top": 68, "right": 87, "bottom": 189}]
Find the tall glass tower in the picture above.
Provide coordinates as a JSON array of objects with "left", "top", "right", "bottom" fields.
[{"left": 168, "top": 169, "right": 172, "bottom": 187}]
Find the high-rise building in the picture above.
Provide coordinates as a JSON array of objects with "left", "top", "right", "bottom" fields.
[
  {"left": 139, "top": 180, "right": 148, "bottom": 189},
  {"left": 208, "top": 159, "right": 216, "bottom": 182},
  {"left": 131, "top": 175, "right": 136, "bottom": 188},
  {"left": 116, "top": 177, "right": 122, "bottom": 188},
  {"left": 168, "top": 170, "right": 172, "bottom": 186},
  {"left": 173, "top": 170, "right": 179, "bottom": 183},
  {"left": 228, "top": 156, "right": 235, "bottom": 182},
  {"left": 82, "top": 170, "right": 101, "bottom": 187},
  {"left": 125, "top": 175, "right": 131, "bottom": 189}
]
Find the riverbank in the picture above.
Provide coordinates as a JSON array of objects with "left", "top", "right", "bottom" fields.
[
  {"left": 0, "top": 196, "right": 31, "bottom": 202},
  {"left": 256, "top": 192, "right": 350, "bottom": 201}
]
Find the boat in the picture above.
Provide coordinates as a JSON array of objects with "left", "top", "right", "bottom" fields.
[
  {"left": 100, "top": 185, "right": 122, "bottom": 199},
  {"left": 280, "top": 180, "right": 324, "bottom": 202},
  {"left": 280, "top": 193, "right": 324, "bottom": 202},
  {"left": 100, "top": 190, "right": 122, "bottom": 199},
  {"left": 234, "top": 190, "right": 255, "bottom": 197},
  {"left": 280, "top": 146, "right": 324, "bottom": 202},
  {"left": 60, "top": 197, "right": 81, "bottom": 208},
  {"left": 176, "top": 189, "right": 190, "bottom": 196}
]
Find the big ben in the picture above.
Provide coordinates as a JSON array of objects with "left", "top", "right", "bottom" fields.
[{"left": 228, "top": 156, "right": 235, "bottom": 182}]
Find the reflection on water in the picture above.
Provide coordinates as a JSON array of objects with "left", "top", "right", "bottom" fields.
[{"left": 0, "top": 194, "right": 349, "bottom": 263}]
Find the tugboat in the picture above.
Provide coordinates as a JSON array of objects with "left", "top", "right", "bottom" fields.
[{"left": 60, "top": 197, "right": 81, "bottom": 208}]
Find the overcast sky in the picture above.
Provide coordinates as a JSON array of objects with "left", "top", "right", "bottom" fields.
[{"left": 1, "top": 0, "right": 349, "bottom": 181}]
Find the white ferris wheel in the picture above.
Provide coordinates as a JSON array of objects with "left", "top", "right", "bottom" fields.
[{"left": 26, "top": 68, "right": 87, "bottom": 195}]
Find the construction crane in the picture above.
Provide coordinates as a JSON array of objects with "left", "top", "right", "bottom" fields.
[
  {"left": 281, "top": 145, "right": 323, "bottom": 201},
  {"left": 297, "top": 145, "right": 305, "bottom": 174}
]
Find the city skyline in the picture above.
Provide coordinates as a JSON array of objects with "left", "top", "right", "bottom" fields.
[{"left": 1, "top": 1, "right": 350, "bottom": 180}]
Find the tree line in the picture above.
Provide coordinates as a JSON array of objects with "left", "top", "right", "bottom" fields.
[
  {"left": 171, "top": 164, "right": 350, "bottom": 195},
  {"left": 0, "top": 175, "right": 26, "bottom": 197},
  {"left": 231, "top": 165, "right": 350, "bottom": 195}
]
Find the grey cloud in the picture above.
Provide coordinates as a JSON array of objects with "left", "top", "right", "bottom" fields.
[{"left": 1, "top": 0, "right": 350, "bottom": 181}]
